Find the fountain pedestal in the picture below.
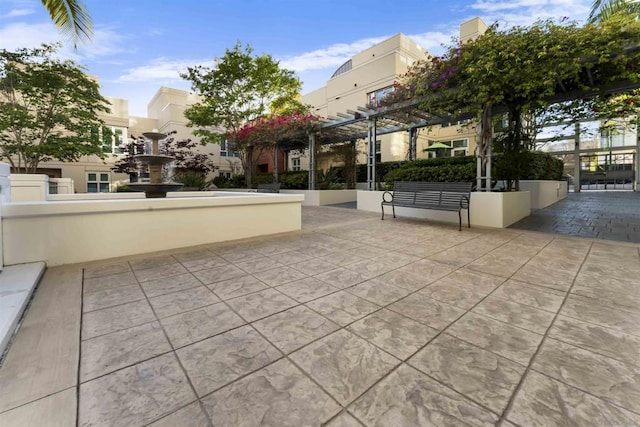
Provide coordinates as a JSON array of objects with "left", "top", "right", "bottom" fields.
[{"left": 127, "top": 132, "right": 183, "bottom": 198}]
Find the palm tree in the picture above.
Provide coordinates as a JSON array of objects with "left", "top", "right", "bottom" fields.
[
  {"left": 41, "top": 0, "right": 93, "bottom": 47},
  {"left": 589, "top": 0, "right": 640, "bottom": 23}
]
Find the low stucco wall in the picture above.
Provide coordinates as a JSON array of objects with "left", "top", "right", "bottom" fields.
[
  {"left": 9, "top": 174, "right": 49, "bottom": 202},
  {"left": 357, "top": 190, "right": 531, "bottom": 228},
  {"left": 2, "top": 193, "right": 303, "bottom": 266},
  {"left": 280, "top": 190, "right": 357, "bottom": 206},
  {"left": 519, "top": 180, "right": 568, "bottom": 209}
]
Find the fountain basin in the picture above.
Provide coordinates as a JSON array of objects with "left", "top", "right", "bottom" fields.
[
  {"left": 127, "top": 182, "right": 184, "bottom": 198},
  {"left": 133, "top": 154, "right": 176, "bottom": 166}
]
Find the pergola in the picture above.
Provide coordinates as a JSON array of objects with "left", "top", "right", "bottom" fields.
[{"left": 300, "top": 77, "right": 640, "bottom": 192}]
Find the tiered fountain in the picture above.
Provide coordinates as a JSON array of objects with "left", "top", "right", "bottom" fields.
[{"left": 127, "top": 131, "right": 183, "bottom": 198}]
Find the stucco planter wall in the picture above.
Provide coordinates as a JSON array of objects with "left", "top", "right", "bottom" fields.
[
  {"left": 357, "top": 190, "right": 530, "bottom": 229},
  {"left": 280, "top": 189, "right": 357, "bottom": 206},
  {"left": 518, "top": 180, "right": 568, "bottom": 209}
]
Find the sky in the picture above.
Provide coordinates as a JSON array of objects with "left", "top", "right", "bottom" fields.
[{"left": 0, "top": 0, "right": 593, "bottom": 116}]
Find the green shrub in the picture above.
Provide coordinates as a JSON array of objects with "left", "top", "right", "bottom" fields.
[
  {"left": 173, "top": 171, "right": 211, "bottom": 190},
  {"left": 382, "top": 163, "right": 476, "bottom": 190},
  {"left": 212, "top": 174, "right": 246, "bottom": 188}
]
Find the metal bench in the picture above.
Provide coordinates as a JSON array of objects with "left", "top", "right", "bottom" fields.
[
  {"left": 252, "top": 183, "right": 280, "bottom": 193},
  {"left": 381, "top": 181, "right": 472, "bottom": 230}
]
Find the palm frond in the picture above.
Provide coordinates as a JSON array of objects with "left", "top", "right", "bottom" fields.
[
  {"left": 41, "top": 0, "right": 93, "bottom": 47},
  {"left": 589, "top": 0, "right": 640, "bottom": 22}
]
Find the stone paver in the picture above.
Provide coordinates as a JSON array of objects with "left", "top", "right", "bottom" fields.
[{"left": 3, "top": 205, "right": 640, "bottom": 425}]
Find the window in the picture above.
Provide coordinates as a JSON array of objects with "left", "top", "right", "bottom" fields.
[
  {"left": 87, "top": 172, "right": 110, "bottom": 193},
  {"left": 292, "top": 157, "right": 301, "bottom": 172},
  {"left": 452, "top": 139, "right": 468, "bottom": 157},
  {"left": 99, "top": 126, "right": 127, "bottom": 155},
  {"left": 375, "top": 141, "right": 381, "bottom": 163},
  {"left": 220, "top": 139, "right": 239, "bottom": 157},
  {"left": 367, "top": 86, "right": 394, "bottom": 107}
]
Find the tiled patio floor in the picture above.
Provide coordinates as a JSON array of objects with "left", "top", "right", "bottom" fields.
[{"left": 2, "top": 206, "right": 640, "bottom": 426}]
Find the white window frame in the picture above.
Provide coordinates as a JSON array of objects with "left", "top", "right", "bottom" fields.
[
  {"left": 99, "top": 126, "right": 127, "bottom": 155},
  {"left": 451, "top": 138, "right": 469, "bottom": 157},
  {"left": 292, "top": 157, "right": 301, "bottom": 171},
  {"left": 87, "top": 172, "right": 110, "bottom": 193}
]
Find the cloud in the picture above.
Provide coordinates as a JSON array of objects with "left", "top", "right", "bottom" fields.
[
  {"left": 0, "top": 21, "right": 128, "bottom": 62},
  {"left": 469, "top": 0, "right": 591, "bottom": 26},
  {"left": 117, "top": 58, "right": 203, "bottom": 83},
  {"left": 406, "top": 31, "right": 456, "bottom": 55},
  {"left": 3, "top": 8, "right": 35, "bottom": 18}
]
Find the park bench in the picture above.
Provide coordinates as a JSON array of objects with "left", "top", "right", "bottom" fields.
[
  {"left": 381, "top": 181, "right": 472, "bottom": 230},
  {"left": 252, "top": 183, "right": 280, "bottom": 193}
]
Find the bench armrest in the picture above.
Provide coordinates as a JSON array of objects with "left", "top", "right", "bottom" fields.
[
  {"left": 460, "top": 195, "right": 470, "bottom": 209},
  {"left": 382, "top": 191, "right": 394, "bottom": 203}
]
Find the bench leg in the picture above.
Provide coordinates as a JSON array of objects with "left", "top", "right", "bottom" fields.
[
  {"left": 467, "top": 209, "right": 470, "bottom": 228},
  {"left": 392, "top": 204, "right": 396, "bottom": 218},
  {"left": 458, "top": 210, "right": 462, "bottom": 231},
  {"left": 381, "top": 204, "right": 385, "bottom": 220}
]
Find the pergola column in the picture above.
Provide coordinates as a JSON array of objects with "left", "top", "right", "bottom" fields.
[
  {"left": 574, "top": 122, "right": 581, "bottom": 193},
  {"left": 273, "top": 143, "right": 279, "bottom": 183},
  {"left": 408, "top": 127, "right": 418, "bottom": 161},
  {"left": 367, "top": 118, "right": 377, "bottom": 191},
  {"left": 308, "top": 133, "right": 316, "bottom": 190}
]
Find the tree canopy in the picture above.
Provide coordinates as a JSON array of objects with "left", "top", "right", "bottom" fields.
[
  {"left": 182, "top": 42, "right": 306, "bottom": 186},
  {"left": 0, "top": 44, "right": 111, "bottom": 174}
]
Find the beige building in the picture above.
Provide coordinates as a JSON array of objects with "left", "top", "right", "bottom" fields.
[
  {"left": 32, "top": 86, "right": 241, "bottom": 193},
  {"left": 296, "top": 17, "right": 488, "bottom": 172}
]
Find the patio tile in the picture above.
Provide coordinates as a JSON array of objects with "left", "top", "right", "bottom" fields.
[
  {"left": 573, "top": 271, "right": 640, "bottom": 297},
  {"left": 84, "top": 262, "right": 131, "bottom": 279},
  {"left": 374, "top": 269, "right": 431, "bottom": 291},
  {"left": 511, "top": 264, "right": 575, "bottom": 291},
  {"left": 253, "top": 244, "right": 291, "bottom": 257},
  {"left": 129, "top": 255, "right": 177, "bottom": 270},
  {"left": 347, "top": 245, "right": 388, "bottom": 259},
  {"left": 267, "top": 250, "right": 313, "bottom": 265},
  {"left": 83, "top": 284, "right": 145, "bottom": 313},
  {"left": 253, "top": 266, "right": 308, "bottom": 286},
  {"left": 227, "top": 288, "right": 298, "bottom": 322},
  {"left": 532, "top": 338, "right": 640, "bottom": 412},
  {"left": 290, "top": 259, "right": 338, "bottom": 276},
  {"left": 370, "top": 251, "right": 420, "bottom": 268},
  {"left": 306, "top": 291, "right": 379, "bottom": 326},
  {"left": 253, "top": 306, "right": 339, "bottom": 354},
  {"left": 350, "top": 364, "right": 498, "bottom": 426},
  {"left": 506, "top": 371, "right": 640, "bottom": 426},
  {"left": 148, "top": 402, "right": 209, "bottom": 426},
  {"left": 409, "top": 334, "right": 526, "bottom": 413},
  {"left": 290, "top": 330, "right": 398, "bottom": 405},
  {"left": 171, "top": 248, "right": 215, "bottom": 262},
  {"left": 80, "top": 321, "right": 171, "bottom": 382},
  {"left": 346, "top": 259, "right": 397, "bottom": 279},
  {"left": 472, "top": 295, "right": 556, "bottom": 334},
  {"left": 276, "top": 277, "right": 340, "bottom": 303},
  {"left": 388, "top": 294, "right": 465, "bottom": 330},
  {"left": 571, "top": 284, "right": 640, "bottom": 313},
  {"left": 139, "top": 273, "right": 202, "bottom": 298},
  {"left": 134, "top": 263, "right": 189, "bottom": 283},
  {"left": 220, "top": 249, "right": 264, "bottom": 263},
  {"left": 160, "top": 302, "right": 245, "bottom": 348},
  {"left": 548, "top": 315, "right": 640, "bottom": 367},
  {"left": 319, "top": 251, "right": 366, "bottom": 267},
  {"left": 235, "top": 257, "right": 285, "bottom": 274},
  {"left": 180, "top": 255, "right": 229, "bottom": 272},
  {"left": 467, "top": 252, "right": 532, "bottom": 277},
  {"left": 491, "top": 279, "right": 565, "bottom": 312},
  {"left": 315, "top": 267, "right": 368, "bottom": 289},
  {"left": 83, "top": 271, "right": 138, "bottom": 293},
  {"left": 201, "top": 358, "right": 340, "bottom": 426},
  {"left": 0, "top": 388, "right": 76, "bottom": 427},
  {"left": 176, "top": 325, "right": 281, "bottom": 396},
  {"left": 419, "top": 270, "right": 502, "bottom": 310},
  {"left": 207, "top": 274, "right": 269, "bottom": 300},
  {"left": 148, "top": 286, "right": 219, "bottom": 318},
  {"left": 398, "top": 259, "right": 455, "bottom": 284},
  {"left": 561, "top": 294, "right": 640, "bottom": 337},
  {"left": 347, "top": 279, "right": 410, "bottom": 306},
  {"left": 82, "top": 300, "right": 155, "bottom": 340},
  {"left": 325, "top": 411, "right": 361, "bottom": 427},
  {"left": 447, "top": 312, "right": 543, "bottom": 366},
  {"left": 297, "top": 245, "right": 338, "bottom": 257},
  {"left": 348, "top": 309, "right": 438, "bottom": 360},
  {"left": 78, "top": 353, "right": 195, "bottom": 427},
  {"left": 192, "top": 264, "right": 246, "bottom": 285}
]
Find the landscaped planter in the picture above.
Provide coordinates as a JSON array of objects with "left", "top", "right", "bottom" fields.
[
  {"left": 518, "top": 180, "right": 567, "bottom": 209},
  {"left": 280, "top": 189, "right": 357, "bottom": 206},
  {"left": 357, "top": 189, "right": 530, "bottom": 228}
]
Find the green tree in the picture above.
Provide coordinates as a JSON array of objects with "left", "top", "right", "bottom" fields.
[
  {"left": 589, "top": 0, "right": 640, "bottom": 22},
  {"left": 42, "top": 0, "right": 93, "bottom": 47},
  {"left": 0, "top": 44, "right": 111, "bottom": 173},
  {"left": 182, "top": 43, "right": 304, "bottom": 187}
]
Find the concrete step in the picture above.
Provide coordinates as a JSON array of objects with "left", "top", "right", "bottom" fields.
[{"left": 0, "top": 262, "right": 46, "bottom": 357}]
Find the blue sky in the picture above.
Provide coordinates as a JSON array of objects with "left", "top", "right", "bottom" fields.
[{"left": 0, "top": 0, "right": 592, "bottom": 116}]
